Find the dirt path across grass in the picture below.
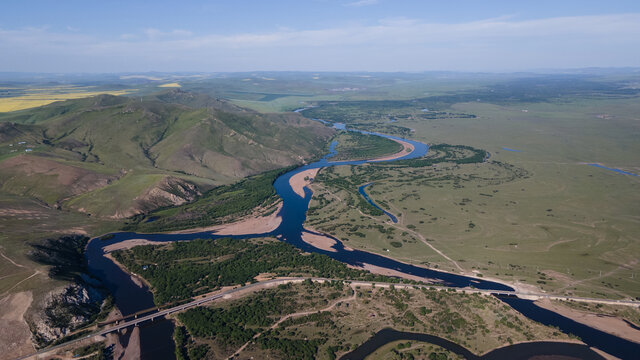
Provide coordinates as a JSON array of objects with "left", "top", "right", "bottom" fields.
[
  {"left": 354, "top": 207, "right": 465, "bottom": 273},
  {"left": 228, "top": 289, "right": 357, "bottom": 358},
  {"left": 0, "top": 250, "right": 26, "bottom": 268},
  {"left": 1, "top": 271, "right": 41, "bottom": 297}
]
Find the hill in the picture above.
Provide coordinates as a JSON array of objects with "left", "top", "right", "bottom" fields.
[{"left": 0, "top": 92, "right": 333, "bottom": 218}]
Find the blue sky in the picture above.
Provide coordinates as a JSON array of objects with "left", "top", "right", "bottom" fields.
[{"left": 1, "top": 0, "right": 639, "bottom": 72}]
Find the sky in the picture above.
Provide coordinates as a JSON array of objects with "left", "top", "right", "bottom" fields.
[{"left": 1, "top": 0, "right": 639, "bottom": 73}]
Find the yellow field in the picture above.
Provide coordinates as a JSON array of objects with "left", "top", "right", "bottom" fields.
[
  {"left": 0, "top": 89, "right": 134, "bottom": 112},
  {"left": 158, "top": 82, "right": 181, "bottom": 88}
]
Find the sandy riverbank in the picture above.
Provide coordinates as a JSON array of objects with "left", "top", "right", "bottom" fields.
[
  {"left": 350, "top": 263, "right": 443, "bottom": 284},
  {"left": 535, "top": 298, "right": 640, "bottom": 344},
  {"left": 301, "top": 231, "right": 337, "bottom": 252},
  {"left": 103, "top": 307, "right": 141, "bottom": 360},
  {"left": 169, "top": 202, "right": 283, "bottom": 236},
  {"left": 290, "top": 168, "right": 320, "bottom": 198},
  {"left": 104, "top": 253, "right": 149, "bottom": 288},
  {"left": 103, "top": 239, "right": 156, "bottom": 252},
  {"left": 370, "top": 139, "right": 414, "bottom": 162}
]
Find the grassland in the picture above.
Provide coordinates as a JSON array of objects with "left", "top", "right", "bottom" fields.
[
  {"left": 0, "top": 193, "right": 120, "bottom": 298},
  {"left": 306, "top": 95, "right": 640, "bottom": 300},
  {"left": 331, "top": 131, "right": 404, "bottom": 161},
  {"left": 170, "top": 280, "right": 572, "bottom": 359}
]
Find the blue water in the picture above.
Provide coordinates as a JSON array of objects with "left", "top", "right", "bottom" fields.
[
  {"left": 587, "top": 163, "right": 639, "bottom": 177},
  {"left": 502, "top": 147, "right": 522, "bottom": 152},
  {"left": 341, "top": 328, "right": 606, "bottom": 360},
  {"left": 499, "top": 296, "right": 638, "bottom": 360},
  {"left": 85, "top": 120, "right": 639, "bottom": 359},
  {"left": 358, "top": 183, "right": 398, "bottom": 223}
]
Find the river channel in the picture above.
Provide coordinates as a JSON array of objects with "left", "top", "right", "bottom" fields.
[{"left": 85, "top": 118, "right": 639, "bottom": 359}]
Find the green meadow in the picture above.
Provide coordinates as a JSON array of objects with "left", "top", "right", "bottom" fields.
[{"left": 306, "top": 94, "right": 640, "bottom": 300}]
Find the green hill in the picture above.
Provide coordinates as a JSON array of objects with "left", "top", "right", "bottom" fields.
[{"left": 0, "top": 93, "right": 333, "bottom": 218}]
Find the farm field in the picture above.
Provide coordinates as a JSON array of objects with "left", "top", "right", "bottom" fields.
[{"left": 0, "top": 86, "right": 136, "bottom": 112}]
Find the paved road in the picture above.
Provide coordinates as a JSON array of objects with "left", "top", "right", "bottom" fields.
[{"left": 16, "top": 277, "right": 640, "bottom": 359}]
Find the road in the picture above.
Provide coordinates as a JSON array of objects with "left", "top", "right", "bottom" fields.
[{"left": 16, "top": 277, "right": 640, "bottom": 360}]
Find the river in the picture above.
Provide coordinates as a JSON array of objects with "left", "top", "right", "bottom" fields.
[{"left": 85, "top": 118, "right": 639, "bottom": 359}]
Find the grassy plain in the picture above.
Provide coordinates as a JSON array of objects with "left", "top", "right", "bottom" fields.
[
  {"left": 331, "top": 131, "right": 404, "bottom": 161},
  {"left": 306, "top": 96, "right": 640, "bottom": 300},
  {"left": 171, "top": 281, "right": 571, "bottom": 360}
]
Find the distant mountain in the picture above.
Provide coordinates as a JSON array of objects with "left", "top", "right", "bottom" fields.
[{"left": 0, "top": 92, "right": 333, "bottom": 218}]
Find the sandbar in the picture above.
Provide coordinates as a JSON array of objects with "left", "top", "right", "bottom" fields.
[
  {"left": 350, "top": 263, "right": 440, "bottom": 283},
  {"left": 103, "top": 239, "right": 155, "bottom": 253},
  {"left": 290, "top": 168, "right": 320, "bottom": 198},
  {"left": 301, "top": 231, "right": 337, "bottom": 252},
  {"left": 370, "top": 139, "right": 414, "bottom": 162},
  {"left": 170, "top": 202, "right": 283, "bottom": 236}
]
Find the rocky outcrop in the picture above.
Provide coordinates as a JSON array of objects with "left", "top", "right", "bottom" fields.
[
  {"left": 136, "top": 176, "right": 200, "bottom": 209},
  {"left": 28, "top": 283, "right": 106, "bottom": 347},
  {"left": 26, "top": 235, "right": 111, "bottom": 347},
  {"left": 112, "top": 176, "right": 201, "bottom": 219}
]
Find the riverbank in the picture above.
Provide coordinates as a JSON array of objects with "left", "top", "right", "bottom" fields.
[
  {"left": 104, "top": 253, "right": 151, "bottom": 289},
  {"left": 535, "top": 298, "right": 640, "bottom": 344}
]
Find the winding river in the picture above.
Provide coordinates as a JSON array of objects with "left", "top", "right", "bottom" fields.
[{"left": 86, "top": 118, "right": 639, "bottom": 359}]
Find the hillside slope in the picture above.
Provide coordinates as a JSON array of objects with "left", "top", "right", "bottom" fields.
[{"left": 0, "top": 93, "right": 333, "bottom": 218}]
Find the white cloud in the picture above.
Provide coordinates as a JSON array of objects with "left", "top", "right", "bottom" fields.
[{"left": 1, "top": 13, "right": 639, "bottom": 72}]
